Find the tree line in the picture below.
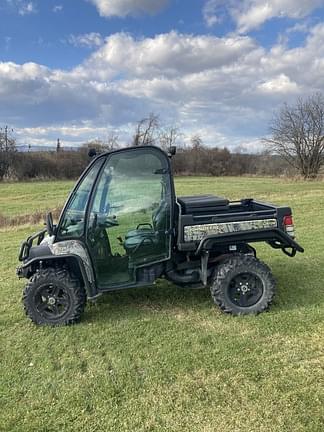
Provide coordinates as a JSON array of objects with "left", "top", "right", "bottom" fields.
[
  {"left": 1, "top": 93, "right": 324, "bottom": 181},
  {"left": 0, "top": 138, "right": 293, "bottom": 181}
]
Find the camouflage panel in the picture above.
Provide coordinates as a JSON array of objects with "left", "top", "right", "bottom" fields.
[
  {"left": 49, "top": 240, "right": 94, "bottom": 282},
  {"left": 184, "top": 219, "right": 278, "bottom": 242},
  {"left": 40, "top": 235, "right": 55, "bottom": 246}
]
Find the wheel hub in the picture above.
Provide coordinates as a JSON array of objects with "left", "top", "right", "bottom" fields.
[
  {"left": 240, "top": 283, "right": 249, "bottom": 294},
  {"left": 229, "top": 272, "right": 263, "bottom": 307},
  {"left": 47, "top": 297, "right": 56, "bottom": 305},
  {"left": 36, "top": 283, "right": 70, "bottom": 320}
]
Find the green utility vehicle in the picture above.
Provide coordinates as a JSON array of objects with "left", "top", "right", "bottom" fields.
[{"left": 17, "top": 146, "right": 304, "bottom": 325}]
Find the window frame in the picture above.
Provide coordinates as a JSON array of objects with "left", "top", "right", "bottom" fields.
[
  {"left": 85, "top": 146, "right": 175, "bottom": 267},
  {"left": 55, "top": 155, "right": 106, "bottom": 242}
]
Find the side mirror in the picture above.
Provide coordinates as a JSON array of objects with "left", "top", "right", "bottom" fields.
[
  {"left": 46, "top": 212, "right": 54, "bottom": 236},
  {"left": 88, "top": 148, "right": 97, "bottom": 158},
  {"left": 168, "top": 146, "right": 177, "bottom": 157}
]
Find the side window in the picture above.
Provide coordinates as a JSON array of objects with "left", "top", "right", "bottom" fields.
[{"left": 57, "top": 158, "right": 103, "bottom": 238}]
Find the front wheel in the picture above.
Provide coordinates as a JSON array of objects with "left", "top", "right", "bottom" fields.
[
  {"left": 210, "top": 254, "right": 276, "bottom": 315},
  {"left": 23, "top": 268, "right": 86, "bottom": 326}
]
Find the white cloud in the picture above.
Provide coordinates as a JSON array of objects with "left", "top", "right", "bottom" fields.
[
  {"left": 2, "top": 26, "right": 324, "bottom": 150},
  {"left": 0, "top": 61, "right": 48, "bottom": 81},
  {"left": 53, "top": 5, "right": 63, "bottom": 13},
  {"left": 15, "top": 125, "right": 126, "bottom": 148},
  {"left": 233, "top": 0, "right": 324, "bottom": 33},
  {"left": 6, "top": 0, "right": 37, "bottom": 15},
  {"left": 78, "top": 31, "right": 256, "bottom": 80},
  {"left": 286, "top": 21, "right": 310, "bottom": 34},
  {"left": 202, "top": 0, "right": 324, "bottom": 33},
  {"left": 88, "top": 0, "right": 168, "bottom": 18},
  {"left": 258, "top": 74, "right": 299, "bottom": 94},
  {"left": 203, "top": 0, "right": 222, "bottom": 27},
  {"left": 4, "top": 36, "right": 12, "bottom": 51},
  {"left": 68, "top": 33, "right": 103, "bottom": 48},
  {"left": 19, "top": 1, "right": 35, "bottom": 15}
]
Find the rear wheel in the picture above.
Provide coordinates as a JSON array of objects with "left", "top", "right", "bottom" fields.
[
  {"left": 210, "top": 254, "right": 276, "bottom": 315},
  {"left": 23, "top": 268, "right": 86, "bottom": 326}
]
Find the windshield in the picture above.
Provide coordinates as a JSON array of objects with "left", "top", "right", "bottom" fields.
[{"left": 57, "top": 158, "right": 104, "bottom": 239}]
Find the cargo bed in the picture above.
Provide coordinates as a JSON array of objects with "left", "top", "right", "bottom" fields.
[{"left": 177, "top": 195, "right": 304, "bottom": 255}]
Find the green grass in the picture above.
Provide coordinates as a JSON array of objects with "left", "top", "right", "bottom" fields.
[
  {"left": 1, "top": 177, "right": 324, "bottom": 431},
  {"left": 0, "top": 180, "right": 73, "bottom": 217}
]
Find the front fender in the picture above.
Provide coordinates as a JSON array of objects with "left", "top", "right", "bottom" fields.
[{"left": 17, "top": 239, "right": 98, "bottom": 299}]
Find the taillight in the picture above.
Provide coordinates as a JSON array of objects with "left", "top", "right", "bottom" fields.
[{"left": 283, "top": 215, "right": 295, "bottom": 238}]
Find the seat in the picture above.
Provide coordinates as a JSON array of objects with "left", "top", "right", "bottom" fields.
[
  {"left": 125, "top": 224, "right": 155, "bottom": 240},
  {"left": 123, "top": 233, "right": 159, "bottom": 255},
  {"left": 123, "top": 201, "right": 169, "bottom": 255}
]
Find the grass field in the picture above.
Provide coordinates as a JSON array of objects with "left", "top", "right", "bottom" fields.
[{"left": 1, "top": 177, "right": 324, "bottom": 432}]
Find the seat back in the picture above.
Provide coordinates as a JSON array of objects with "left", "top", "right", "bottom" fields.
[{"left": 152, "top": 201, "right": 169, "bottom": 233}]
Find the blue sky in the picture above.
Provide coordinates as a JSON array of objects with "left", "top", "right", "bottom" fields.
[{"left": 1, "top": 0, "right": 324, "bottom": 150}]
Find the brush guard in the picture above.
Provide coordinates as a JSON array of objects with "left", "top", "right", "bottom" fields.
[{"left": 18, "top": 228, "right": 47, "bottom": 262}]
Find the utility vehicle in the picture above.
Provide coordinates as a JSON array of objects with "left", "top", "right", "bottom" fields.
[{"left": 17, "top": 145, "right": 304, "bottom": 325}]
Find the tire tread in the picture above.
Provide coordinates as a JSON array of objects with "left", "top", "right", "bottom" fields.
[
  {"left": 211, "top": 254, "right": 276, "bottom": 315},
  {"left": 23, "top": 267, "right": 86, "bottom": 326}
]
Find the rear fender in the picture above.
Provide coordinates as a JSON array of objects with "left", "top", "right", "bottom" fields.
[{"left": 194, "top": 228, "right": 304, "bottom": 256}]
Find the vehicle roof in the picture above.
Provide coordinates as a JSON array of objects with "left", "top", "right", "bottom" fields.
[{"left": 91, "top": 145, "right": 169, "bottom": 158}]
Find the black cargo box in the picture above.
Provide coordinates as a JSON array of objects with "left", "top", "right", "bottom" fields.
[{"left": 177, "top": 195, "right": 229, "bottom": 214}]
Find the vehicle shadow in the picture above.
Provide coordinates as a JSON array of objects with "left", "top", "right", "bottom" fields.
[
  {"left": 84, "top": 280, "right": 212, "bottom": 323},
  {"left": 83, "top": 256, "right": 323, "bottom": 324}
]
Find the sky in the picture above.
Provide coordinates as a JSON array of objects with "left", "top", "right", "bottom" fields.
[{"left": 1, "top": 0, "right": 324, "bottom": 151}]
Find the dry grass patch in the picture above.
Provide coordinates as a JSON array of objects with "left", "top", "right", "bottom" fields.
[{"left": 0, "top": 207, "right": 61, "bottom": 228}]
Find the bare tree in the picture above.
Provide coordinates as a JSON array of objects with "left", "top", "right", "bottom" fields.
[
  {"left": 191, "top": 134, "right": 203, "bottom": 149},
  {"left": 0, "top": 126, "right": 16, "bottom": 152},
  {"left": 105, "top": 131, "right": 119, "bottom": 150},
  {"left": 0, "top": 127, "right": 16, "bottom": 180},
  {"left": 265, "top": 93, "right": 324, "bottom": 179},
  {"left": 132, "top": 113, "right": 159, "bottom": 146},
  {"left": 56, "top": 138, "right": 61, "bottom": 153},
  {"left": 82, "top": 132, "right": 119, "bottom": 155},
  {"left": 190, "top": 134, "right": 204, "bottom": 174},
  {"left": 159, "top": 125, "right": 181, "bottom": 150}
]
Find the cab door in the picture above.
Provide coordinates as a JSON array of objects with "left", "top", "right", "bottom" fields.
[{"left": 86, "top": 147, "right": 173, "bottom": 288}]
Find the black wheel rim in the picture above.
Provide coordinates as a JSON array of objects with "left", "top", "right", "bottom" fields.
[
  {"left": 227, "top": 272, "right": 264, "bottom": 308},
  {"left": 35, "top": 283, "right": 70, "bottom": 320}
]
